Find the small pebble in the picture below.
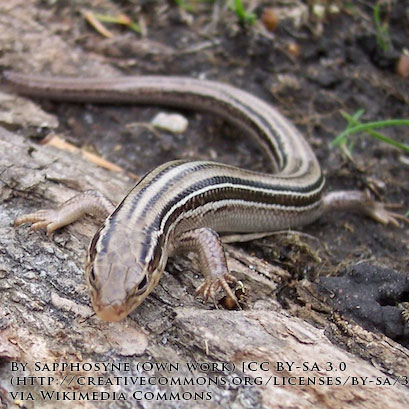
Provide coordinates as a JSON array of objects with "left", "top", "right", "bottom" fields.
[
  {"left": 261, "top": 8, "right": 278, "bottom": 31},
  {"left": 151, "top": 112, "right": 188, "bottom": 134},
  {"left": 396, "top": 53, "right": 409, "bottom": 78}
]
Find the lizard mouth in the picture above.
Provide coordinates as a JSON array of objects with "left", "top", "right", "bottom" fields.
[{"left": 92, "top": 298, "right": 130, "bottom": 322}]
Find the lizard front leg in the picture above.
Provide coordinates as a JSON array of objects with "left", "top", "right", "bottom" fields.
[
  {"left": 15, "top": 190, "right": 115, "bottom": 235},
  {"left": 174, "top": 227, "right": 238, "bottom": 305}
]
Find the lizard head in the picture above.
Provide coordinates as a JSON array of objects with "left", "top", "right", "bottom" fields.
[{"left": 85, "top": 223, "right": 167, "bottom": 321}]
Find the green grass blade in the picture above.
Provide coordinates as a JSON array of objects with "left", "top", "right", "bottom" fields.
[{"left": 332, "top": 118, "right": 409, "bottom": 153}]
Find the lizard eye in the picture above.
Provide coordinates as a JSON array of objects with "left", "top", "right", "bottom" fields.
[
  {"left": 137, "top": 275, "right": 148, "bottom": 292},
  {"left": 89, "top": 267, "right": 96, "bottom": 285}
]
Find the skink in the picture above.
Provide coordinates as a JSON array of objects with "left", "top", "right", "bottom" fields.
[{"left": 5, "top": 71, "right": 408, "bottom": 321}]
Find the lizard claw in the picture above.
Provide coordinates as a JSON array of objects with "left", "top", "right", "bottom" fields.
[
  {"left": 195, "top": 272, "right": 238, "bottom": 305},
  {"left": 15, "top": 209, "right": 61, "bottom": 236},
  {"left": 366, "top": 201, "right": 409, "bottom": 227}
]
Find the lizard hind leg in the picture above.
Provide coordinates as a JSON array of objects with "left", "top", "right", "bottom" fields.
[{"left": 322, "top": 190, "right": 409, "bottom": 227}]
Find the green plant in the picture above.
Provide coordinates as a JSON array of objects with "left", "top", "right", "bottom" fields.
[
  {"left": 174, "top": 0, "right": 215, "bottom": 12},
  {"left": 373, "top": 2, "right": 391, "bottom": 51},
  {"left": 174, "top": 0, "right": 256, "bottom": 24},
  {"left": 228, "top": 0, "right": 256, "bottom": 24},
  {"left": 332, "top": 110, "right": 409, "bottom": 160},
  {"left": 174, "top": 0, "right": 194, "bottom": 12}
]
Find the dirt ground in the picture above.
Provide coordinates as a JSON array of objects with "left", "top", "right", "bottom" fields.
[{"left": 0, "top": 1, "right": 408, "bottom": 408}]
